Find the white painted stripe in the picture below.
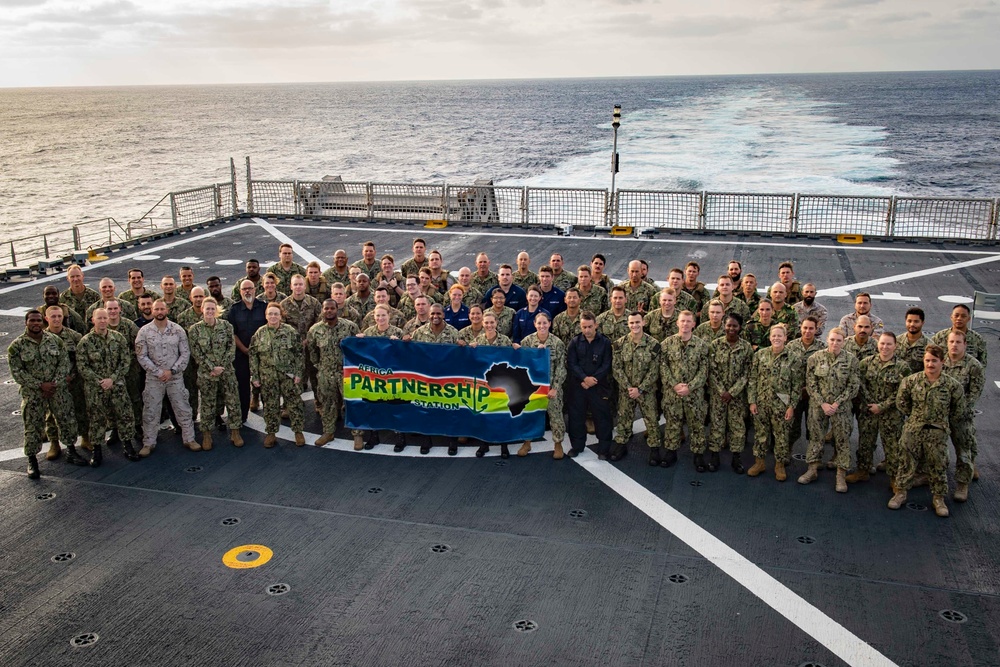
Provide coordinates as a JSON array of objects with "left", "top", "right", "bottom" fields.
[
  {"left": 0, "top": 223, "right": 254, "bottom": 297},
  {"left": 253, "top": 218, "right": 327, "bottom": 271},
  {"left": 573, "top": 452, "right": 899, "bottom": 667},
  {"left": 818, "top": 254, "right": 1000, "bottom": 297},
  {"left": 270, "top": 222, "right": 999, "bottom": 256}
]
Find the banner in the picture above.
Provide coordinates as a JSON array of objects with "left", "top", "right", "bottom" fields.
[{"left": 341, "top": 337, "right": 551, "bottom": 441}]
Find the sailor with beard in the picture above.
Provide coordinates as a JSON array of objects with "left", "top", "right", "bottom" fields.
[{"left": 794, "top": 283, "right": 828, "bottom": 337}]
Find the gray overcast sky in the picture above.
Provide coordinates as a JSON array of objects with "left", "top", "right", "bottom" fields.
[{"left": 2, "top": 0, "right": 999, "bottom": 87}]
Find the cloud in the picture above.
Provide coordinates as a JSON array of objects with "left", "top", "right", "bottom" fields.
[{"left": 821, "top": 0, "right": 883, "bottom": 9}]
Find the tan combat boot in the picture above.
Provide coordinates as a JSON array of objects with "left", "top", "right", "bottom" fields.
[
  {"left": 183, "top": 440, "right": 203, "bottom": 452},
  {"left": 747, "top": 457, "right": 767, "bottom": 477},
  {"left": 932, "top": 495, "right": 949, "bottom": 517},
  {"left": 294, "top": 432, "right": 305, "bottom": 447},
  {"left": 353, "top": 434, "right": 365, "bottom": 451},
  {"left": 953, "top": 483, "right": 969, "bottom": 503},
  {"left": 80, "top": 436, "right": 93, "bottom": 452},
  {"left": 231, "top": 429, "right": 244, "bottom": 447},
  {"left": 887, "top": 489, "right": 907, "bottom": 510},
  {"left": 263, "top": 434, "right": 277, "bottom": 448},
  {"left": 797, "top": 463, "right": 819, "bottom": 484},
  {"left": 835, "top": 468, "right": 848, "bottom": 493},
  {"left": 774, "top": 461, "right": 787, "bottom": 482},
  {"left": 552, "top": 441, "right": 564, "bottom": 460},
  {"left": 845, "top": 469, "right": 869, "bottom": 483},
  {"left": 517, "top": 441, "right": 531, "bottom": 457},
  {"left": 315, "top": 433, "right": 334, "bottom": 446},
  {"left": 201, "top": 432, "right": 213, "bottom": 451},
  {"left": 46, "top": 440, "right": 62, "bottom": 461}
]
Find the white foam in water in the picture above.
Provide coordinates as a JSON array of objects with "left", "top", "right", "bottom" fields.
[{"left": 509, "top": 86, "right": 900, "bottom": 195}]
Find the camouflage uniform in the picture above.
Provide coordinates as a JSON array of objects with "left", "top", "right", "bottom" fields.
[
  {"left": 118, "top": 288, "right": 162, "bottom": 309},
  {"left": 460, "top": 285, "right": 484, "bottom": 309},
  {"left": 87, "top": 299, "right": 138, "bottom": 325},
  {"left": 344, "top": 292, "right": 376, "bottom": 322},
  {"left": 578, "top": 285, "right": 608, "bottom": 315},
  {"left": 771, "top": 304, "right": 799, "bottom": 338},
  {"left": 360, "top": 307, "right": 407, "bottom": 330},
  {"left": 260, "top": 291, "right": 288, "bottom": 307},
  {"left": 512, "top": 270, "right": 538, "bottom": 292},
  {"left": 521, "top": 332, "right": 567, "bottom": 443},
  {"left": 747, "top": 345, "right": 802, "bottom": 463},
  {"left": 281, "top": 294, "right": 322, "bottom": 390},
  {"left": 693, "top": 322, "right": 725, "bottom": 342},
  {"left": 163, "top": 297, "right": 191, "bottom": 323},
  {"left": 742, "top": 319, "right": 775, "bottom": 351},
  {"left": 189, "top": 319, "right": 242, "bottom": 430},
  {"left": 551, "top": 271, "right": 577, "bottom": 292},
  {"left": 786, "top": 337, "right": 824, "bottom": 443},
  {"left": 857, "top": 354, "right": 911, "bottom": 477},
  {"left": 397, "top": 295, "right": 418, "bottom": 322},
  {"left": 932, "top": 328, "right": 987, "bottom": 367},
  {"left": 737, "top": 290, "right": 760, "bottom": 315},
  {"left": 304, "top": 278, "right": 330, "bottom": 301},
  {"left": 77, "top": 329, "right": 136, "bottom": 443},
  {"left": 673, "top": 290, "right": 698, "bottom": 315},
  {"left": 616, "top": 280, "right": 659, "bottom": 313},
  {"left": 612, "top": 334, "right": 662, "bottom": 448},
  {"left": 399, "top": 257, "right": 428, "bottom": 278},
  {"left": 351, "top": 259, "right": 380, "bottom": 281},
  {"left": 660, "top": 334, "right": 709, "bottom": 453},
  {"left": 794, "top": 301, "right": 828, "bottom": 336},
  {"left": 471, "top": 271, "right": 499, "bottom": 294},
  {"left": 552, "top": 311, "right": 582, "bottom": 344},
  {"left": 412, "top": 324, "right": 460, "bottom": 344},
  {"left": 109, "top": 318, "right": 142, "bottom": 424},
  {"left": 839, "top": 312, "right": 884, "bottom": 338},
  {"left": 363, "top": 325, "right": 404, "bottom": 339},
  {"left": 404, "top": 317, "right": 431, "bottom": 336},
  {"left": 175, "top": 307, "right": 203, "bottom": 417},
  {"left": 322, "top": 266, "right": 352, "bottom": 287},
  {"left": 307, "top": 319, "right": 360, "bottom": 435},
  {"left": 700, "top": 297, "right": 750, "bottom": 326},
  {"left": 596, "top": 310, "right": 629, "bottom": 342},
  {"left": 473, "top": 332, "right": 513, "bottom": 347},
  {"left": 805, "top": 350, "right": 860, "bottom": 470},
  {"left": 708, "top": 336, "right": 754, "bottom": 453},
  {"left": 844, "top": 336, "right": 877, "bottom": 362},
  {"left": 682, "top": 282, "right": 711, "bottom": 319},
  {"left": 644, "top": 309, "right": 679, "bottom": 342},
  {"left": 40, "top": 303, "right": 86, "bottom": 334},
  {"left": 767, "top": 281, "right": 802, "bottom": 305},
  {"left": 250, "top": 323, "right": 305, "bottom": 434},
  {"left": 484, "top": 307, "right": 515, "bottom": 338},
  {"left": 268, "top": 261, "right": 307, "bottom": 295},
  {"left": 897, "top": 333, "right": 931, "bottom": 374},
  {"left": 8, "top": 331, "right": 78, "bottom": 456},
  {"left": 44, "top": 327, "right": 87, "bottom": 446},
  {"left": 894, "top": 373, "right": 965, "bottom": 496},
  {"left": 60, "top": 286, "right": 101, "bottom": 323},
  {"left": 420, "top": 288, "right": 445, "bottom": 305},
  {"left": 943, "top": 354, "right": 984, "bottom": 485}
]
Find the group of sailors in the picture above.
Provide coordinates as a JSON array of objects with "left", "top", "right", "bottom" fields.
[{"left": 8, "top": 238, "right": 987, "bottom": 518}]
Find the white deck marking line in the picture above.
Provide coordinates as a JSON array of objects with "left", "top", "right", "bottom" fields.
[
  {"left": 0, "top": 223, "right": 256, "bottom": 297},
  {"left": 253, "top": 218, "right": 327, "bottom": 271},
  {"left": 818, "top": 253, "right": 1000, "bottom": 297},
  {"left": 270, "top": 222, "right": 999, "bottom": 256},
  {"left": 573, "top": 451, "right": 899, "bottom": 667}
]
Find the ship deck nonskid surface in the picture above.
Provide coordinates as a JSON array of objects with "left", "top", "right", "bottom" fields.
[{"left": 0, "top": 217, "right": 998, "bottom": 666}]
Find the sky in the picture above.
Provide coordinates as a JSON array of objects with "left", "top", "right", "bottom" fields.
[{"left": 2, "top": 0, "right": 1000, "bottom": 87}]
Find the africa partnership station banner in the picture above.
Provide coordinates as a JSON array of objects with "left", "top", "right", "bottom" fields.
[{"left": 341, "top": 337, "right": 551, "bottom": 441}]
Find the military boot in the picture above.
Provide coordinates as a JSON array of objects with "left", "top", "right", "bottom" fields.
[
  {"left": 46, "top": 440, "right": 62, "bottom": 461},
  {"left": 747, "top": 457, "right": 767, "bottom": 477},
  {"left": 90, "top": 444, "right": 103, "bottom": 468},
  {"left": 517, "top": 441, "right": 531, "bottom": 457},
  {"left": 973, "top": 467, "right": 979, "bottom": 481},
  {"left": 552, "top": 441, "right": 564, "bottom": 460},
  {"left": 887, "top": 489, "right": 907, "bottom": 510},
  {"left": 64, "top": 444, "right": 89, "bottom": 466},
  {"left": 500, "top": 444, "right": 510, "bottom": 459},
  {"left": 27, "top": 454, "right": 41, "bottom": 480},
  {"left": 476, "top": 444, "right": 490, "bottom": 458},
  {"left": 845, "top": 469, "right": 869, "bottom": 483},
  {"left": 122, "top": 440, "right": 140, "bottom": 462},
  {"left": 660, "top": 449, "right": 677, "bottom": 468},
  {"left": 648, "top": 446, "right": 661, "bottom": 467},
  {"left": 730, "top": 452, "right": 745, "bottom": 474},
  {"left": 953, "top": 483, "right": 969, "bottom": 503},
  {"left": 797, "top": 462, "right": 819, "bottom": 484},
  {"left": 294, "top": 432, "right": 305, "bottom": 447},
  {"left": 835, "top": 468, "right": 848, "bottom": 493},
  {"left": 774, "top": 461, "right": 787, "bottom": 482},
  {"left": 932, "top": 495, "right": 949, "bottom": 518},
  {"left": 231, "top": 430, "right": 244, "bottom": 447},
  {"left": 693, "top": 453, "right": 706, "bottom": 473},
  {"left": 708, "top": 451, "right": 720, "bottom": 472},
  {"left": 263, "top": 434, "right": 277, "bottom": 448},
  {"left": 315, "top": 433, "right": 333, "bottom": 447},
  {"left": 80, "top": 435, "right": 93, "bottom": 452},
  {"left": 201, "top": 432, "right": 213, "bottom": 451},
  {"left": 353, "top": 434, "right": 365, "bottom": 451}
]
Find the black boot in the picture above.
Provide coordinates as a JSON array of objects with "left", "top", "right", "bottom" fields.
[
  {"left": 122, "top": 439, "right": 141, "bottom": 462},
  {"left": 419, "top": 445, "right": 431, "bottom": 455},
  {"left": 693, "top": 453, "right": 706, "bottom": 473},
  {"left": 708, "top": 451, "right": 720, "bottom": 472},
  {"left": 731, "top": 452, "right": 745, "bottom": 475},
  {"left": 660, "top": 449, "right": 677, "bottom": 468},
  {"left": 648, "top": 447, "right": 661, "bottom": 466},
  {"left": 90, "top": 444, "right": 103, "bottom": 468},
  {"left": 500, "top": 444, "right": 510, "bottom": 459},
  {"left": 476, "top": 445, "right": 489, "bottom": 458},
  {"left": 448, "top": 444, "right": 458, "bottom": 456},
  {"left": 393, "top": 442, "right": 406, "bottom": 453},
  {"left": 609, "top": 442, "right": 628, "bottom": 462},
  {"left": 107, "top": 429, "right": 121, "bottom": 446},
  {"left": 27, "top": 454, "right": 41, "bottom": 480},
  {"left": 64, "top": 444, "right": 89, "bottom": 467}
]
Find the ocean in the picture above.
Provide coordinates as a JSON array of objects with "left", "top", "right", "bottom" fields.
[{"left": 2, "top": 70, "right": 998, "bottom": 240}]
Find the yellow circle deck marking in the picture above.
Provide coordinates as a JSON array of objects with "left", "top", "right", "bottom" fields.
[{"left": 222, "top": 544, "right": 273, "bottom": 569}]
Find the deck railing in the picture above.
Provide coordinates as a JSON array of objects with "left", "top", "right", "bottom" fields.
[{"left": 3, "top": 173, "right": 997, "bottom": 273}]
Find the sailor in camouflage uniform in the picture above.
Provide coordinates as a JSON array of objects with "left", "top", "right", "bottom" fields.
[
  {"left": 851, "top": 331, "right": 911, "bottom": 486},
  {"left": 472, "top": 310, "right": 514, "bottom": 348},
  {"left": 787, "top": 316, "right": 824, "bottom": 444},
  {"left": 897, "top": 307, "right": 931, "bottom": 374},
  {"left": 105, "top": 299, "right": 143, "bottom": 427},
  {"left": 60, "top": 265, "right": 101, "bottom": 323},
  {"left": 518, "top": 311, "right": 567, "bottom": 459},
  {"left": 322, "top": 250, "right": 352, "bottom": 288},
  {"left": 512, "top": 251, "right": 538, "bottom": 292},
  {"left": 888, "top": 345, "right": 965, "bottom": 518},
  {"left": 281, "top": 274, "right": 322, "bottom": 392},
  {"left": 77, "top": 307, "right": 140, "bottom": 464},
  {"left": 660, "top": 311, "right": 709, "bottom": 470},
  {"left": 767, "top": 283, "right": 799, "bottom": 339},
  {"left": 931, "top": 304, "right": 987, "bottom": 367},
  {"left": 798, "top": 327, "right": 860, "bottom": 492},
  {"left": 596, "top": 286, "right": 629, "bottom": 341},
  {"left": 617, "top": 261, "right": 658, "bottom": 313},
  {"left": 943, "top": 330, "right": 984, "bottom": 502},
  {"left": 42, "top": 305, "right": 88, "bottom": 461},
  {"left": 612, "top": 312, "right": 662, "bottom": 462},
  {"left": 458, "top": 304, "right": 487, "bottom": 345},
  {"left": 160, "top": 276, "right": 191, "bottom": 322},
  {"left": 87, "top": 278, "right": 138, "bottom": 325},
  {"left": 410, "top": 305, "right": 461, "bottom": 456},
  {"left": 743, "top": 299, "right": 776, "bottom": 351},
  {"left": 681, "top": 262, "right": 711, "bottom": 319},
  {"left": 844, "top": 315, "right": 878, "bottom": 361},
  {"left": 666, "top": 269, "right": 698, "bottom": 315},
  {"left": 737, "top": 273, "right": 761, "bottom": 315},
  {"left": 703, "top": 275, "right": 750, "bottom": 324},
  {"left": 8, "top": 310, "right": 79, "bottom": 478},
  {"left": 552, "top": 289, "right": 583, "bottom": 343},
  {"left": 268, "top": 243, "right": 307, "bottom": 294},
  {"left": 747, "top": 323, "right": 802, "bottom": 481},
  {"left": 188, "top": 298, "right": 244, "bottom": 449},
  {"left": 41, "top": 285, "right": 85, "bottom": 334},
  {"left": 484, "top": 290, "right": 515, "bottom": 338},
  {"left": 307, "top": 299, "right": 360, "bottom": 447},
  {"left": 576, "top": 265, "right": 608, "bottom": 315},
  {"left": 693, "top": 300, "right": 726, "bottom": 341},
  {"left": 644, "top": 288, "right": 680, "bottom": 342},
  {"left": 708, "top": 314, "right": 754, "bottom": 474},
  {"left": 250, "top": 303, "right": 306, "bottom": 447}
]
